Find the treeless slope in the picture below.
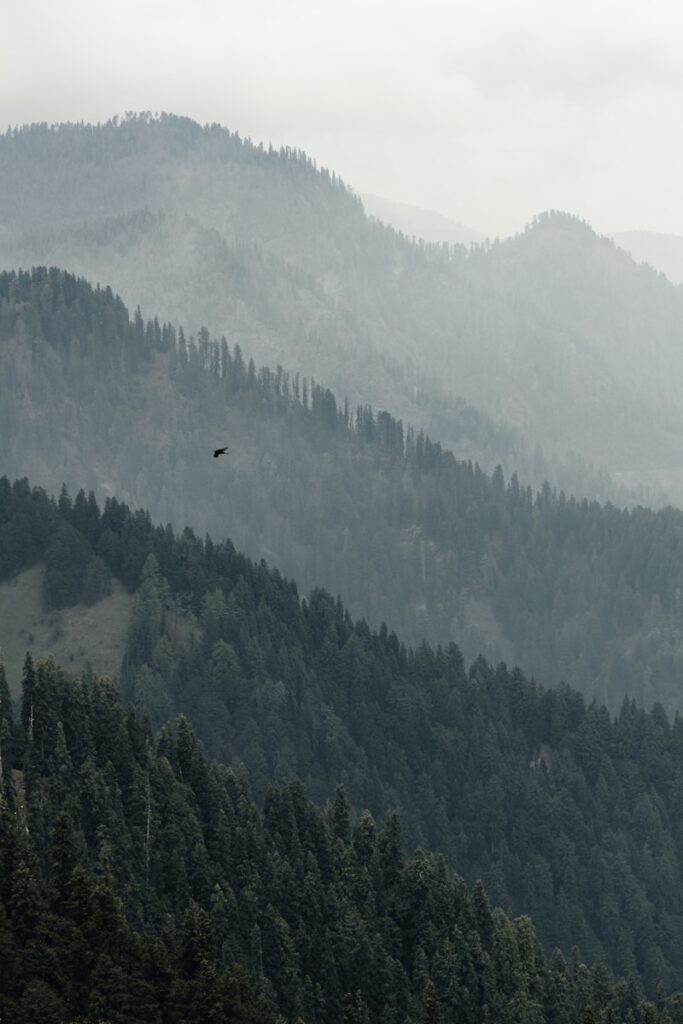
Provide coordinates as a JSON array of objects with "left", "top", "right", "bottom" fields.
[{"left": 0, "top": 564, "right": 132, "bottom": 694}]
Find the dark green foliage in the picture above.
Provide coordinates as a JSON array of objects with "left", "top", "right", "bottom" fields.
[
  {"left": 126, "top": 554, "right": 167, "bottom": 669},
  {"left": 0, "top": 655, "right": 13, "bottom": 801},
  {"left": 0, "top": 270, "right": 679, "bottom": 714},
  {"left": 43, "top": 520, "right": 92, "bottom": 609},
  {"left": 0, "top": 656, "right": 677, "bottom": 1024},
  {"left": 6, "top": 483, "right": 683, "bottom": 991},
  {"left": 81, "top": 554, "right": 112, "bottom": 606}
]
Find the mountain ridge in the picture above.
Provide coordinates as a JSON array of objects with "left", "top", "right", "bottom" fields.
[{"left": 3, "top": 114, "right": 683, "bottom": 498}]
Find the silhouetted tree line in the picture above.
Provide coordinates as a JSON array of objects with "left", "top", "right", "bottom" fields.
[{"left": 2, "top": 112, "right": 360, "bottom": 203}]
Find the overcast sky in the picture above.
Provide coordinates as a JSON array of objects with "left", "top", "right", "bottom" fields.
[{"left": 3, "top": 0, "right": 683, "bottom": 238}]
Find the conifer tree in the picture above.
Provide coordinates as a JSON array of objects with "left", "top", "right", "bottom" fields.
[{"left": 0, "top": 655, "right": 13, "bottom": 798}]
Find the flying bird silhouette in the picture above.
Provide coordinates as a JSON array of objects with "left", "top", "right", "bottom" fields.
[{"left": 213, "top": 447, "right": 229, "bottom": 458}]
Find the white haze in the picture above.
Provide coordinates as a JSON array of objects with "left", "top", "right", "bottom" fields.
[{"left": 2, "top": 0, "right": 683, "bottom": 237}]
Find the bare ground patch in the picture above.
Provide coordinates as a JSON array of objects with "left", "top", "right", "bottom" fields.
[{"left": 0, "top": 564, "right": 133, "bottom": 695}]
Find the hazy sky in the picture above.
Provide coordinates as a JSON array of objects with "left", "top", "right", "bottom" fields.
[{"left": 3, "top": 0, "right": 683, "bottom": 237}]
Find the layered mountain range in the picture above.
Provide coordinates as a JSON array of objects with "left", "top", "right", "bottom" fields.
[
  {"left": 5, "top": 113, "right": 683, "bottom": 1018},
  {"left": 3, "top": 268, "right": 683, "bottom": 712},
  {"left": 3, "top": 114, "right": 683, "bottom": 500}
]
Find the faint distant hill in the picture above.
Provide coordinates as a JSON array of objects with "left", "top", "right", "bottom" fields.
[
  {"left": 361, "top": 192, "right": 484, "bottom": 246},
  {"left": 610, "top": 230, "right": 683, "bottom": 285}
]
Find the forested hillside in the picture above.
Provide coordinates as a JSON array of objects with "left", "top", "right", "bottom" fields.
[
  {"left": 6, "top": 478, "right": 683, "bottom": 993},
  {"left": 0, "top": 114, "right": 543, "bottom": 491},
  {"left": 1, "top": 654, "right": 680, "bottom": 1024},
  {"left": 2, "top": 113, "right": 679, "bottom": 499},
  {"left": 0, "top": 268, "right": 680, "bottom": 712}
]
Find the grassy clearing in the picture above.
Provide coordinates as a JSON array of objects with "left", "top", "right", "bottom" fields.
[{"left": 0, "top": 564, "right": 133, "bottom": 695}]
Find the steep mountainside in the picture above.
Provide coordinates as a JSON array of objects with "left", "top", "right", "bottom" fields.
[
  {"left": 2, "top": 115, "right": 679, "bottom": 499},
  {"left": 1, "top": 269, "right": 681, "bottom": 711},
  {"left": 5, "top": 480, "right": 683, "bottom": 993},
  {"left": 1, "top": 656, "right": 669, "bottom": 1023}
]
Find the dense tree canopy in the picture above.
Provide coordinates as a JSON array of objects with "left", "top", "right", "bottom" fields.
[
  {"left": 5, "top": 478, "right": 683, "bottom": 992},
  {"left": 0, "top": 654, "right": 679, "bottom": 1024}
]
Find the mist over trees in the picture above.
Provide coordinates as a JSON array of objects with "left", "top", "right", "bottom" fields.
[
  {"left": 1, "top": 268, "right": 682, "bottom": 714},
  {"left": 2, "top": 113, "right": 680, "bottom": 501},
  {"left": 6, "top": 113, "right": 683, "bottom": 1017}
]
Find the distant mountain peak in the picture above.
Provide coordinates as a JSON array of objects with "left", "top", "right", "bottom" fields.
[{"left": 524, "top": 209, "right": 598, "bottom": 237}]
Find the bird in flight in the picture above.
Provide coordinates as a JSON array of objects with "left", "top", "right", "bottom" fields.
[{"left": 213, "top": 446, "right": 229, "bottom": 458}]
